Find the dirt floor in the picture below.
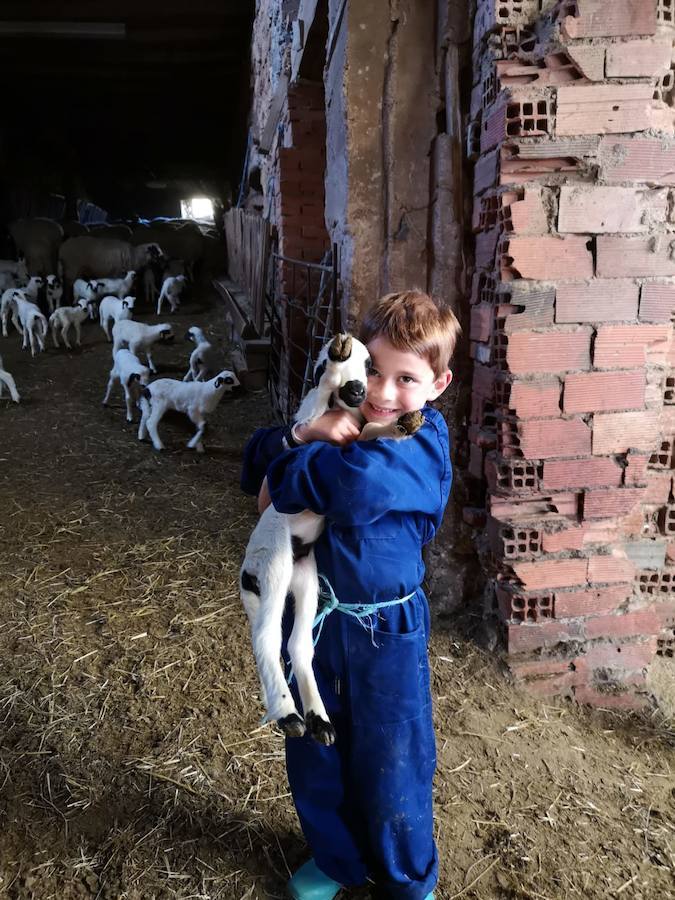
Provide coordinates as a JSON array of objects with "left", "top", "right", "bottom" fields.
[{"left": 0, "top": 289, "right": 673, "bottom": 900}]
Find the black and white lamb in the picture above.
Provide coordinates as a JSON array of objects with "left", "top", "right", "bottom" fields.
[
  {"left": 239, "top": 333, "right": 424, "bottom": 745},
  {"left": 99, "top": 295, "right": 135, "bottom": 341},
  {"left": 156, "top": 275, "right": 187, "bottom": 314},
  {"left": 49, "top": 304, "right": 90, "bottom": 349},
  {"left": 183, "top": 326, "right": 221, "bottom": 382},
  {"left": 111, "top": 319, "right": 174, "bottom": 374},
  {"left": 137, "top": 370, "right": 239, "bottom": 453}
]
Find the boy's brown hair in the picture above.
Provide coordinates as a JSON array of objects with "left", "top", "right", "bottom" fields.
[{"left": 358, "top": 290, "right": 461, "bottom": 377}]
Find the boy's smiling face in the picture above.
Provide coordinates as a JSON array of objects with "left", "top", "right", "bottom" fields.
[{"left": 360, "top": 335, "right": 453, "bottom": 424}]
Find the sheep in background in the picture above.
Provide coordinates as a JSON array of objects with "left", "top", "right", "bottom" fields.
[
  {"left": 111, "top": 319, "right": 174, "bottom": 374},
  {"left": 49, "top": 304, "right": 89, "bottom": 350},
  {"left": 99, "top": 295, "right": 135, "bottom": 341},
  {"left": 0, "top": 257, "right": 28, "bottom": 283},
  {"left": 137, "top": 370, "right": 238, "bottom": 453},
  {"left": 183, "top": 326, "right": 220, "bottom": 382},
  {"left": 95, "top": 270, "right": 136, "bottom": 300},
  {"left": 45, "top": 275, "right": 64, "bottom": 313},
  {"left": 0, "top": 353, "right": 20, "bottom": 403},
  {"left": 22, "top": 276, "right": 44, "bottom": 304},
  {"left": 156, "top": 274, "right": 187, "bottom": 315},
  {"left": 102, "top": 348, "right": 151, "bottom": 422},
  {"left": 11, "top": 294, "right": 48, "bottom": 356}
]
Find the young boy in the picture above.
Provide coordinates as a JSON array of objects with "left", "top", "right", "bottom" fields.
[{"left": 241, "top": 291, "right": 460, "bottom": 899}]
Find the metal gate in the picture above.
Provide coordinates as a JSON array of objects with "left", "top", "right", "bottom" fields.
[{"left": 267, "top": 244, "right": 340, "bottom": 423}]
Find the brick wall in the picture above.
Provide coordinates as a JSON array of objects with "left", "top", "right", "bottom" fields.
[{"left": 469, "top": 0, "right": 675, "bottom": 708}]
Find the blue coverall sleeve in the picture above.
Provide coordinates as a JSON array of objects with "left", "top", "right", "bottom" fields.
[
  {"left": 240, "top": 426, "right": 286, "bottom": 496},
  {"left": 266, "top": 414, "right": 451, "bottom": 527}
]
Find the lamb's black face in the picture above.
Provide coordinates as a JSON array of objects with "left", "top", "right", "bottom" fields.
[{"left": 338, "top": 379, "right": 366, "bottom": 408}]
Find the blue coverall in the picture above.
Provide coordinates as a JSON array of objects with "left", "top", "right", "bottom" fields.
[{"left": 240, "top": 405, "right": 452, "bottom": 899}]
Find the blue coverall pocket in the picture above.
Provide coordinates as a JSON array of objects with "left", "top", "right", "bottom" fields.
[{"left": 348, "top": 618, "right": 431, "bottom": 726}]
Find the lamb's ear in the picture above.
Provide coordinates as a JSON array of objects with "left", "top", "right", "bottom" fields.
[
  {"left": 122, "top": 300, "right": 129, "bottom": 309},
  {"left": 313, "top": 359, "right": 327, "bottom": 387},
  {"left": 127, "top": 373, "right": 140, "bottom": 387}
]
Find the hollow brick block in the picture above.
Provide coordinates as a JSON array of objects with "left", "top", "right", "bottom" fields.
[
  {"left": 560, "top": 0, "right": 657, "bottom": 39},
  {"left": 541, "top": 457, "right": 623, "bottom": 491},
  {"left": 556, "top": 84, "right": 671, "bottom": 136},
  {"left": 511, "top": 557, "right": 588, "bottom": 590},
  {"left": 563, "top": 371, "right": 645, "bottom": 414},
  {"left": 639, "top": 283, "right": 675, "bottom": 322},
  {"left": 592, "top": 411, "right": 661, "bottom": 455},
  {"left": 504, "top": 618, "right": 586, "bottom": 654},
  {"left": 506, "top": 329, "right": 592, "bottom": 374},
  {"left": 503, "top": 284, "right": 555, "bottom": 331},
  {"left": 565, "top": 45, "right": 605, "bottom": 81},
  {"left": 556, "top": 279, "right": 639, "bottom": 324},
  {"left": 586, "top": 555, "right": 637, "bottom": 585},
  {"left": 557, "top": 186, "right": 667, "bottom": 234},
  {"left": 606, "top": 38, "right": 672, "bottom": 78},
  {"left": 501, "top": 235, "right": 593, "bottom": 281},
  {"left": 572, "top": 686, "right": 650, "bottom": 710},
  {"left": 554, "top": 585, "right": 631, "bottom": 618},
  {"left": 508, "top": 380, "right": 561, "bottom": 418},
  {"left": 519, "top": 418, "right": 591, "bottom": 459},
  {"left": 593, "top": 324, "right": 671, "bottom": 368},
  {"left": 597, "top": 236, "right": 675, "bottom": 279},
  {"left": 598, "top": 137, "right": 675, "bottom": 185},
  {"left": 542, "top": 525, "right": 587, "bottom": 553},
  {"left": 584, "top": 608, "right": 660, "bottom": 641},
  {"left": 583, "top": 487, "right": 647, "bottom": 520}
]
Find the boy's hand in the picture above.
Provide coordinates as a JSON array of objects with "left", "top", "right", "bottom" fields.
[
  {"left": 257, "top": 477, "right": 272, "bottom": 514},
  {"left": 296, "top": 409, "right": 361, "bottom": 446}
]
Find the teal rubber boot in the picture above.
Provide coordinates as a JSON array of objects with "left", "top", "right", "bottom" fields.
[{"left": 287, "top": 859, "right": 343, "bottom": 900}]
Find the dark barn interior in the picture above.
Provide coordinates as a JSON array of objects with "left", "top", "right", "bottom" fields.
[{"left": 0, "top": 1, "right": 255, "bottom": 226}]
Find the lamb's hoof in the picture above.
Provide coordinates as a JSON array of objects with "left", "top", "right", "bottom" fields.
[
  {"left": 396, "top": 410, "right": 425, "bottom": 436},
  {"left": 327, "top": 333, "right": 352, "bottom": 362},
  {"left": 278, "top": 713, "right": 306, "bottom": 738},
  {"left": 305, "top": 711, "right": 336, "bottom": 746}
]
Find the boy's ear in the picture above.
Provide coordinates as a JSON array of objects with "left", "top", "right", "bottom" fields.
[{"left": 428, "top": 369, "right": 453, "bottom": 401}]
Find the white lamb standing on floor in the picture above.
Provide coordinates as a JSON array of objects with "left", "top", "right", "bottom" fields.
[
  {"left": 95, "top": 270, "right": 136, "bottom": 300},
  {"left": 137, "top": 370, "right": 239, "bottom": 453},
  {"left": 0, "top": 352, "right": 20, "bottom": 403},
  {"left": 102, "top": 348, "right": 151, "bottom": 422},
  {"left": 49, "top": 304, "right": 89, "bottom": 349},
  {"left": 12, "top": 294, "right": 48, "bottom": 356},
  {"left": 183, "top": 326, "right": 221, "bottom": 382},
  {"left": 111, "top": 319, "right": 174, "bottom": 374},
  {"left": 0, "top": 288, "right": 22, "bottom": 337},
  {"left": 156, "top": 274, "right": 187, "bottom": 315},
  {"left": 73, "top": 278, "right": 103, "bottom": 319},
  {"left": 99, "top": 295, "right": 135, "bottom": 341},
  {"left": 239, "top": 333, "right": 425, "bottom": 746}
]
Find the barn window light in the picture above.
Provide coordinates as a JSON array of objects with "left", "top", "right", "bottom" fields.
[{"left": 180, "top": 197, "right": 215, "bottom": 222}]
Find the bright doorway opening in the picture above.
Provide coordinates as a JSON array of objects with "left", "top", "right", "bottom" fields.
[{"left": 180, "top": 197, "right": 215, "bottom": 222}]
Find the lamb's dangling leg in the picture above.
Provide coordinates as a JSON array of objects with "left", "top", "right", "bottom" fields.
[{"left": 288, "top": 550, "right": 335, "bottom": 746}]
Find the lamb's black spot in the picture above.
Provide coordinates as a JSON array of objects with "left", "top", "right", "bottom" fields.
[
  {"left": 142, "top": 387, "right": 152, "bottom": 400},
  {"left": 313, "top": 359, "right": 327, "bottom": 387},
  {"left": 291, "top": 536, "right": 313, "bottom": 562},
  {"left": 241, "top": 570, "right": 260, "bottom": 596}
]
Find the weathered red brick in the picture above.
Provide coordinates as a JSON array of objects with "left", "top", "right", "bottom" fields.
[
  {"left": 598, "top": 137, "right": 675, "bottom": 185},
  {"left": 509, "top": 380, "right": 561, "bottom": 418},
  {"left": 557, "top": 84, "right": 671, "bottom": 136},
  {"left": 572, "top": 685, "right": 650, "bottom": 710},
  {"left": 556, "top": 280, "right": 639, "bottom": 324},
  {"left": 520, "top": 418, "right": 591, "bottom": 459},
  {"left": 623, "top": 452, "right": 650, "bottom": 486},
  {"left": 563, "top": 371, "right": 645, "bottom": 414},
  {"left": 642, "top": 471, "right": 673, "bottom": 505},
  {"left": 639, "top": 283, "right": 675, "bottom": 322},
  {"left": 606, "top": 39, "right": 672, "bottom": 77},
  {"left": 509, "top": 658, "right": 572, "bottom": 679},
  {"left": 587, "top": 555, "right": 637, "bottom": 584},
  {"left": 470, "top": 303, "right": 493, "bottom": 342},
  {"left": 555, "top": 585, "right": 631, "bottom": 618},
  {"left": 503, "top": 284, "right": 555, "bottom": 331},
  {"left": 593, "top": 324, "right": 671, "bottom": 368},
  {"left": 574, "top": 638, "right": 657, "bottom": 679},
  {"left": 542, "top": 525, "right": 587, "bottom": 553},
  {"left": 558, "top": 186, "right": 667, "bottom": 234},
  {"left": 592, "top": 411, "right": 661, "bottom": 455},
  {"left": 560, "top": 1, "right": 657, "bottom": 39},
  {"left": 511, "top": 558, "right": 588, "bottom": 591},
  {"left": 584, "top": 609, "right": 660, "bottom": 641},
  {"left": 566, "top": 45, "right": 605, "bottom": 81},
  {"left": 501, "top": 235, "right": 593, "bottom": 281},
  {"left": 541, "top": 457, "right": 623, "bottom": 491},
  {"left": 584, "top": 488, "right": 646, "bottom": 520},
  {"left": 597, "top": 237, "right": 675, "bottom": 279},
  {"left": 473, "top": 363, "right": 496, "bottom": 397},
  {"left": 506, "top": 329, "right": 592, "bottom": 374},
  {"left": 505, "top": 619, "right": 586, "bottom": 654},
  {"left": 519, "top": 672, "right": 576, "bottom": 698},
  {"left": 502, "top": 188, "right": 549, "bottom": 234}
]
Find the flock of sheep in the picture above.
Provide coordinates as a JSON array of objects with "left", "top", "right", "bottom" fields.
[{"left": 0, "top": 217, "right": 238, "bottom": 454}]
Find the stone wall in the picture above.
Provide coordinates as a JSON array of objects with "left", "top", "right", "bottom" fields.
[{"left": 468, "top": 0, "right": 675, "bottom": 707}]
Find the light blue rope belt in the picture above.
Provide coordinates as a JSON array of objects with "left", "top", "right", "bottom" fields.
[{"left": 285, "top": 574, "right": 416, "bottom": 685}]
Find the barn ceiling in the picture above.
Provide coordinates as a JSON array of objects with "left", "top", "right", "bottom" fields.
[{"left": 0, "top": 0, "right": 255, "bottom": 215}]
